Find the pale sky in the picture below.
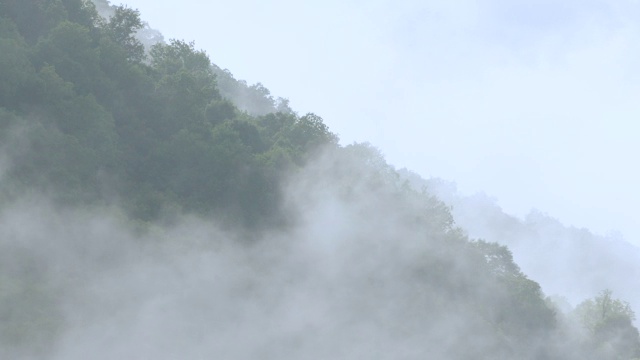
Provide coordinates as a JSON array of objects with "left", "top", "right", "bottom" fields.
[{"left": 119, "top": 0, "right": 640, "bottom": 245}]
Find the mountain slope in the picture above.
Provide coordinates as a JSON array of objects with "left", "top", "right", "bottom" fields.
[
  {"left": 400, "top": 169, "right": 640, "bottom": 321},
  {"left": 0, "top": 1, "right": 638, "bottom": 359}
]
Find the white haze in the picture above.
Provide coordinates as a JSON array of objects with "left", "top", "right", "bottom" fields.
[
  {"left": 120, "top": 0, "right": 640, "bottom": 246},
  {"left": 0, "top": 149, "right": 553, "bottom": 359},
  {"left": 0, "top": 141, "right": 636, "bottom": 359},
  {"left": 404, "top": 171, "right": 640, "bottom": 322}
]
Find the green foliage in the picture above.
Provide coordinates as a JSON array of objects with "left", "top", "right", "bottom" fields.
[
  {"left": 105, "top": 5, "right": 145, "bottom": 62},
  {"left": 212, "top": 65, "right": 292, "bottom": 116},
  {"left": 473, "top": 240, "right": 522, "bottom": 277},
  {"left": 257, "top": 111, "right": 297, "bottom": 143},
  {"left": 472, "top": 240, "right": 556, "bottom": 340},
  {"left": 576, "top": 290, "right": 636, "bottom": 332},
  {"left": 61, "top": 0, "right": 102, "bottom": 29},
  {"left": 288, "top": 113, "right": 338, "bottom": 151},
  {"left": 205, "top": 98, "right": 236, "bottom": 126},
  {"left": 149, "top": 39, "right": 219, "bottom": 137},
  {"left": 33, "top": 20, "right": 103, "bottom": 96},
  {"left": 0, "top": 36, "right": 38, "bottom": 108},
  {"left": 0, "top": 0, "right": 59, "bottom": 43},
  {"left": 573, "top": 290, "right": 640, "bottom": 359},
  {"left": 0, "top": 265, "right": 62, "bottom": 355}
]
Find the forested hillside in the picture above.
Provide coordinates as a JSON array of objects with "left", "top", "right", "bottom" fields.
[
  {"left": 0, "top": 1, "right": 638, "bottom": 359},
  {"left": 400, "top": 169, "right": 640, "bottom": 325},
  {"left": 0, "top": 0, "right": 334, "bottom": 228}
]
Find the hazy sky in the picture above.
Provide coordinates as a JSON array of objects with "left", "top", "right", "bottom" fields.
[{"left": 120, "top": 0, "right": 640, "bottom": 245}]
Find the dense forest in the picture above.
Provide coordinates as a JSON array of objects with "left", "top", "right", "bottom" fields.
[{"left": 0, "top": 1, "right": 639, "bottom": 359}]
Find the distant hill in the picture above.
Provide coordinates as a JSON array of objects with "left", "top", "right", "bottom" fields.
[{"left": 401, "top": 168, "right": 640, "bottom": 323}]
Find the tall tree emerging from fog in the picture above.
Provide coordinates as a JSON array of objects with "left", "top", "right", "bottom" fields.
[{"left": 104, "top": 5, "right": 145, "bottom": 62}]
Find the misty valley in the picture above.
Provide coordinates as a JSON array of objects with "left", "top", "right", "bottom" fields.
[{"left": 0, "top": 1, "right": 639, "bottom": 359}]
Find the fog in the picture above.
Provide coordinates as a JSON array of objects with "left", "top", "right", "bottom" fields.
[
  {"left": 120, "top": 0, "right": 640, "bottom": 246},
  {"left": 0, "top": 148, "right": 559, "bottom": 359},
  {"left": 1, "top": 134, "right": 635, "bottom": 358},
  {"left": 2, "top": 1, "right": 639, "bottom": 358},
  {"left": 401, "top": 170, "right": 640, "bottom": 325}
]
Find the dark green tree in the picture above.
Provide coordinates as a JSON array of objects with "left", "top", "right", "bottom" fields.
[
  {"left": 104, "top": 5, "right": 145, "bottom": 62},
  {"left": 0, "top": 21, "right": 38, "bottom": 108},
  {"left": 149, "top": 39, "right": 219, "bottom": 137}
]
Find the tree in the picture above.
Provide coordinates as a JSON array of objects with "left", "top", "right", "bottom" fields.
[
  {"left": 576, "top": 290, "right": 635, "bottom": 332},
  {"left": 104, "top": 5, "right": 145, "bottom": 62},
  {"left": 473, "top": 240, "right": 522, "bottom": 277},
  {"left": 0, "top": 31, "right": 38, "bottom": 108},
  {"left": 149, "top": 39, "right": 219, "bottom": 137},
  {"left": 33, "top": 20, "right": 103, "bottom": 95},
  {"left": 281, "top": 113, "right": 338, "bottom": 160},
  {"left": 574, "top": 290, "right": 640, "bottom": 359},
  {"left": 472, "top": 240, "right": 556, "bottom": 342},
  {"left": 205, "top": 98, "right": 236, "bottom": 126}
]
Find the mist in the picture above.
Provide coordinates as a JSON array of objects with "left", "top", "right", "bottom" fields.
[
  {"left": 0, "top": 141, "right": 636, "bottom": 359},
  {"left": 0, "top": 148, "right": 547, "bottom": 359},
  {"left": 1, "top": 1, "right": 639, "bottom": 359},
  {"left": 119, "top": 0, "right": 640, "bottom": 247},
  {"left": 402, "top": 169, "right": 640, "bottom": 325}
]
